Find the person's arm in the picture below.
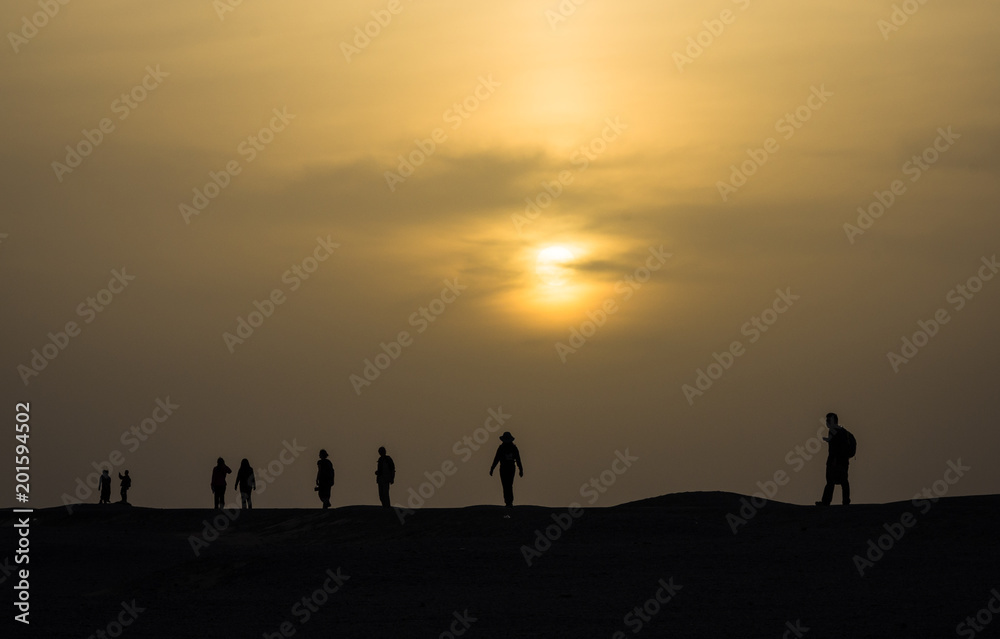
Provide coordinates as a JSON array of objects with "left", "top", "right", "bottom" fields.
[
  {"left": 490, "top": 448, "right": 501, "bottom": 475},
  {"left": 515, "top": 447, "right": 523, "bottom": 476}
]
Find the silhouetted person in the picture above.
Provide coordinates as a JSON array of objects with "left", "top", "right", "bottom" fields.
[
  {"left": 118, "top": 470, "right": 131, "bottom": 504},
  {"left": 490, "top": 432, "right": 523, "bottom": 516},
  {"left": 817, "top": 413, "right": 855, "bottom": 506},
  {"left": 375, "top": 446, "right": 395, "bottom": 508},
  {"left": 98, "top": 470, "right": 111, "bottom": 504},
  {"left": 315, "top": 449, "right": 335, "bottom": 509},
  {"left": 234, "top": 459, "right": 256, "bottom": 510},
  {"left": 211, "top": 457, "right": 232, "bottom": 509}
]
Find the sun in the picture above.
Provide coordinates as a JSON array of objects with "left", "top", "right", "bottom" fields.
[{"left": 536, "top": 245, "right": 575, "bottom": 287}]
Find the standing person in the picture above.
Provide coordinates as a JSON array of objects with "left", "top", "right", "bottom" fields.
[
  {"left": 234, "top": 459, "right": 256, "bottom": 510},
  {"left": 315, "top": 449, "right": 335, "bottom": 509},
  {"left": 816, "top": 412, "right": 856, "bottom": 506},
  {"left": 489, "top": 432, "right": 523, "bottom": 517},
  {"left": 118, "top": 470, "right": 132, "bottom": 504},
  {"left": 98, "top": 470, "right": 112, "bottom": 504},
  {"left": 211, "top": 457, "right": 232, "bottom": 510},
  {"left": 375, "top": 447, "right": 395, "bottom": 508}
]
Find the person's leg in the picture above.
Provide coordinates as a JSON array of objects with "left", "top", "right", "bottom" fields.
[
  {"left": 818, "top": 466, "right": 835, "bottom": 505},
  {"left": 378, "top": 482, "right": 390, "bottom": 508},
  {"left": 500, "top": 467, "right": 515, "bottom": 507},
  {"left": 841, "top": 477, "right": 851, "bottom": 505}
]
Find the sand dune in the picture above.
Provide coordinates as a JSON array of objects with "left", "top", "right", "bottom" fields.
[{"left": 5, "top": 493, "right": 999, "bottom": 638}]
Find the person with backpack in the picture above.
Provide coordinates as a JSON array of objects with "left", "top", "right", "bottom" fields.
[
  {"left": 375, "top": 446, "right": 395, "bottom": 508},
  {"left": 816, "top": 412, "right": 856, "bottom": 506},
  {"left": 234, "top": 459, "right": 256, "bottom": 510},
  {"left": 315, "top": 449, "right": 335, "bottom": 509},
  {"left": 489, "top": 431, "right": 523, "bottom": 517}
]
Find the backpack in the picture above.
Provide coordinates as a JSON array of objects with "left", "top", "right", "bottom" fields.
[{"left": 841, "top": 428, "right": 857, "bottom": 459}]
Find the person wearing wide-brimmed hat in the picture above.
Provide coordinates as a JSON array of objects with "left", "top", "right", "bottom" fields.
[{"left": 489, "top": 431, "right": 523, "bottom": 514}]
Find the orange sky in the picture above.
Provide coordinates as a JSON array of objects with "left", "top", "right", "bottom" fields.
[{"left": 2, "top": 0, "right": 998, "bottom": 510}]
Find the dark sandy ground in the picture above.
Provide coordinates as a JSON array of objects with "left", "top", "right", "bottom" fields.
[{"left": 4, "top": 492, "right": 1000, "bottom": 638}]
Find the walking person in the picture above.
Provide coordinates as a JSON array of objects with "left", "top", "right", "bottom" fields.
[
  {"left": 816, "top": 412, "right": 857, "bottom": 506},
  {"left": 118, "top": 470, "right": 132, "bottom": 504},
  {"left": 211, "top": 457, "right": 232, "bottom": 509},
  {"left": 375, "top": 447, "right": 395, "bottom": 508},
  {"left": 315, "top": 449, "right": 335, "bottom": 509},
  {"left": 489, "top": 432, "right": 523, "bottom": 517},
  {"left": 234, "top": 459, "right": 256, "bottom": 510},
  {"left": 98, "top": 469, "right": 112, "bottom": 504}
]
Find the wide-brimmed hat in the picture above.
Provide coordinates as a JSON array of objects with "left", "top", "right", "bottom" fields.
[{"left": 499, "top": 431, "right": 515, "bottom": 442}]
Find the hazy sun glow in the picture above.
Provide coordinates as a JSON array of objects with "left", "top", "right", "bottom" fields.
[{"left": 536, "top": 245, "right": 575, "bottom": 287}]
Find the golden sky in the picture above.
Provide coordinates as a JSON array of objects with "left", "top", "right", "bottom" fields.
[{"left": 2, "top": 0, "right": 998, "bottom": 509}]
